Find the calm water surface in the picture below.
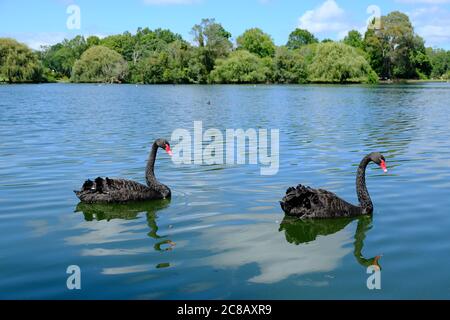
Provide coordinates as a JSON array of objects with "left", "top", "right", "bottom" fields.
[{"left": 1, "top": 83, "right": 450, "bottom": 299}]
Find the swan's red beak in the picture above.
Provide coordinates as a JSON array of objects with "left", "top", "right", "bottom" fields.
[
  {"left": 380, "top": 160, "right": 387, "bottom": 173},
  {"left": 165, "top": 145, "right": 173, "bottom": 156}
]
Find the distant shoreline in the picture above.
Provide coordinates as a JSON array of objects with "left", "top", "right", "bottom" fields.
[
  {"left": 379, "top": 79, "right": 449, "bottom": 84},
  {"left": 1, "top": 80, "right": 449, "bottom": 85}
]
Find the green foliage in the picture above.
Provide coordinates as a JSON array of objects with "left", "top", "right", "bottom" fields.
[
  {"left": 131, "top": 40, "right": 204, "bottom": 84},
  {"left": 412, "top": 49, "right": 432, "bottom": 78},
  {"left": 191, "top": 18, "right": 232, "bottom": 73},
  {"left": 100, "top": 32, "right": 136, "bottom": 62},
  {"left": 273, "top": 46, "right": 307, "bottom": 84},
  {"left": 426, "top": 48, "right": 450, "bottom": 79},
  {"left": 0, "top": 38, "right": 44, "bottom": 83},
  {"left": 71, "top": 45, "right": 128, "bottom": 83},
  {"left": 87, "top": 36, "right": 100, "bottom": 47},
  {"left": 99, "top": 28, "right": 184, "bottom": 65},
  {"left": 306, "top": 42, "right": 378, "bottom": 84},
  {"left": 40, "top": 35, "right": 88, "bottom": 78},
  {"left": 237, "top": 28, "right": 276, "bottom": 58},
  {"left": 343, "top": 30, "right": 363, "bottom": 49},
  {"left": 210, "top": 50, "right": 271, "bottom": 84},
  {"left": 286, "top": 28, "right": 318, "bottom": 49}
]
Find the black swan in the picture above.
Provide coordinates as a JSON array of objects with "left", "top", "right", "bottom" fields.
[
  {"left": 74, "top": 139, "right": 173, "bottom": 203},
  {"left": 280, "top": 152, "right": 387, "bottom": 218}
]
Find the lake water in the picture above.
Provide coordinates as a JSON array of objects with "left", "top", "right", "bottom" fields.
[{"left": 1, "top": 83, "right": 450, "bottom": 299}]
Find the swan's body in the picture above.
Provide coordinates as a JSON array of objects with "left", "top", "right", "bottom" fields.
[
  {"left": 75, "top": 139, "right": 172, "bottom": 204},
  {"left": 280, "top": 152, "right": 387, "bottom": 219}
]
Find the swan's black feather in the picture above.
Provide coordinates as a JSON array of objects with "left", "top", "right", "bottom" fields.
[
  {"left": 280, "top": 184, "right": 361, "bottom": 219},
  {"left": 74, "top": 177, "right": 170, "bottom": 203}
]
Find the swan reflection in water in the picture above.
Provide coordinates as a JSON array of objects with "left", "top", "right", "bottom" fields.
[
  {"left": 74, "top": 199, "right": 175, "bottom": 259},
  {"left": 279, "top": 215, "right": 381, "bottom": 269}
]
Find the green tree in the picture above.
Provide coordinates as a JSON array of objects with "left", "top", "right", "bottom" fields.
[
  {"left": 185, "top": 47, "right": 209, "bottom": 84},
  {"left": 306, "top": 42, "right": 378, "bottom": 83},
  {"left": 40, "top": 35, "right": 88, "bottom": 78},
  {"left": 237, "top": 28, "right": 276, "bottom": 58},
  {"left": 191, "top": 18, "right": 232, "bottom": 74},
  {"left": 343, "top": 30, "right": 363, "bottom": 49},
  {"left": 426, "top": 48, "right": 450, "bottom": 78},
  {"left": 364, "top": 11, "right": 429, "bottom": 79},
  {"left": 0, "top": 38, "right": 44, "bottom": 83},
  {"left": 273, "top": 46, "right": 307, "bottom": 84},
  {"left": 363, "top": 28, "right": 384, "bottom": 77},
  {"left": 87, "top": 36, "right": 100, "bottom": 47},
  {"left": 412, "top": 47, "right": 432, "bottom": 79},
  {"left": 100, "top": 32, "right": 136, "bottom": 61},
  {"left": 286, "top": 28, "right": 318, "bottom": 49},
  {"left": 133, "top": 40, "right": 198, "bottom": 84},
  {"left": 71, "top": 45, "right": 128, "bottom": 83},
  {"left": 210, "top": 50, "right": 271, "bottom": 84}
]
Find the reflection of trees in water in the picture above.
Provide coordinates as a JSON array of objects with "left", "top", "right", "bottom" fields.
[
  {"left": 279, "top": 215, "right": 381, "bottom": 269},
  {"left": 75, "top": 200, "right": 175, "bottom": 259}
]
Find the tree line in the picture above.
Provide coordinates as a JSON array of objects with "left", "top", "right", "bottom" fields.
[{"left": 1, "top": 11, "right": 450, "bottom": 84}]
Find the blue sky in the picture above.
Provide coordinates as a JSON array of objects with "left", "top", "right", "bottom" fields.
[{"left": 1, "top": 0, "right": 449, "bottom": 49}]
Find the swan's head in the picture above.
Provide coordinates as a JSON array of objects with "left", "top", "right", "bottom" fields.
[
  {"left": 369, "top": 152, "right": 387, "bottom": 173},
  {"left": 155, "top": 138, "right": 173, "bottom": 156}
]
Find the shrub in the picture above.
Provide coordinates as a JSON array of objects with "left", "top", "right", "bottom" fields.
[
  {"left": 305, "top": 42, "right": 378, "bottom": 83},
  {"left": 209, "top": 50, "right": 271, "bottom": 84},
  {"left": 71, "top": 45, "right": 128, "bottom": 83}
]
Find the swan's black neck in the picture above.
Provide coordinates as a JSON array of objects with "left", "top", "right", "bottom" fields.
[
  {"left": 356, "top": 155, "right": 373, "bottom": 214},
  {"left": 144, "top": 141, "right": 171, "bottom": 199},
  {"left": 145, "top": 142, "right": 159, "bottom": 187}
]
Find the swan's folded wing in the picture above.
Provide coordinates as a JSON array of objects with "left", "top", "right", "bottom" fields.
[
  {"left": 281, "top": 184, "right": 358, "bottom": 218},
  {"left": 75, "top": 177, "right": 155, "bottom": 203},
  {"left": 315, "top": 188, "right": 360, "bottom": 218},
  {"left": 102, "top": 177, "right": 149, "bottom": 192}
]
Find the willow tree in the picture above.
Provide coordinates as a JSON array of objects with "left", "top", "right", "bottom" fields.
[
  {"left": 209, "top": 50, "right": 272, "bottom": 84},
  {"left": 273, "top": 46, "right": 307, "bottom": 84},
  {"left": 306, "top": 42, "right": 378, "bottom": 83},
  {"left": 0, "top": 38, "right": 44, "bottom": 83},
  {"left": 71, "top": 45, "right": 128, "bottom": 83}
]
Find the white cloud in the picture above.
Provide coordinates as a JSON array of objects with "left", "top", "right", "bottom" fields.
[
  {"left": 143, "top": 0, "right": 200, "bottom": 5},
  {"left": 299, "top": 0, "right": 346, "bottom": 33},
  {"left": 409, "top": 6, "right": 450, "bottom": 48},
  {"left": 298, "top": 0, "right": 364, "bottom": 40},
  {"left": 396, "top": 0, "right": 450, "bottom": 3},
  {"left": 193, "top": 221, "right": 354, "bottom": 284}
]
